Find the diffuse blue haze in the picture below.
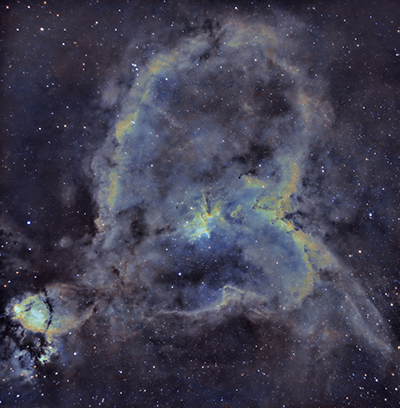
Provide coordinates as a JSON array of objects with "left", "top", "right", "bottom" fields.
[{"left": 3, "top": 12, "right": 393, "bottom": 407}]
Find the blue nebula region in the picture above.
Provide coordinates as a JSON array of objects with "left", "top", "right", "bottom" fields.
[{"left": 5, "top": 16, "right": 394, "bottom": 408}]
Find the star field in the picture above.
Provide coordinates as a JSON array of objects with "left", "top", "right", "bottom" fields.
[{"left": 1, "top": 1, "right": 400, "bottom": 407}]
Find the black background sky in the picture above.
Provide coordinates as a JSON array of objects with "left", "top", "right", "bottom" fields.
[{"left": 1, "top": 1, "right": 400, "bottom": 407}]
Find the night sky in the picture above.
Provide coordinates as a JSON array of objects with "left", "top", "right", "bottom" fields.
[{"left": 1, "top": 1, "right": 400, "bottom": 407}]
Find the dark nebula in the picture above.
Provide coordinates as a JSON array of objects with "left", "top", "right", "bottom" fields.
[{"left": 1, "top": 1, "right": 400, "bottom": 407}]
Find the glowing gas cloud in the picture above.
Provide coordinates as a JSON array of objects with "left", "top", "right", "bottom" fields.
[{"left": 5, "top": 14, "right": 392, "bottom": 406}]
